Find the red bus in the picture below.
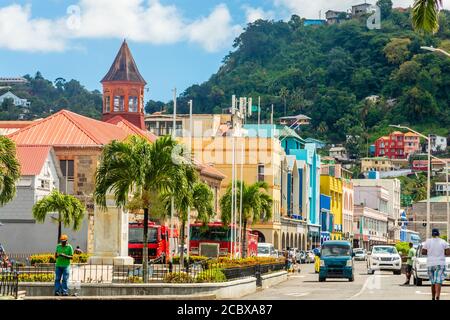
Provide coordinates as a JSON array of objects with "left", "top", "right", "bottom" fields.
[
  {"left": 189, "top": 222, "right": 258, "bottom": 258},
  {"left": 128, "top": 221, "right": 179, "bottom": 263}
]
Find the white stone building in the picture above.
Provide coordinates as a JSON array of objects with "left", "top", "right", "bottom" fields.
[{"left": 0, "top": 146, "right": 88, "bottom": 254}]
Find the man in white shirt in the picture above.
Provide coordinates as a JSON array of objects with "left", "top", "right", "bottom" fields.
[{"left": 422, "top": 228, "right": 450, "bottom": 300}]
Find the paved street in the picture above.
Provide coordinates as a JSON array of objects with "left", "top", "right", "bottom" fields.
[{"left": 243, "top": 261, "right": 450, "bottom": 300}]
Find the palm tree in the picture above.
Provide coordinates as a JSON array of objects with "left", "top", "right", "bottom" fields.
[
  {"left": 279, "top": 87, "right": 289, "bottom": 117},
  {"left": 94, "top": 135, "right": 187, "bottom": 282},
  {"left": 220, "top": 181, "right": 273, "bottom": 258},
  {"left": 412, "top": 0, "right": 443, "bottom": 33},
  {"left": 32, "top": 190, "right": 86, "bottom": 243},
  {"left": 0, "top": 136, "right": 21, "bottom": 206},
  {"left": 162, "top": 176, "right": 215, "bottom": 265}
]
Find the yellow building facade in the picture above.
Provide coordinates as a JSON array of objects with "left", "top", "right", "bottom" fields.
[
  {"left": 320, "top": 175, "right": 343, "bottom": 240},
  {"left": 182, "top": 135, "right": 285, "bottom": 249}
]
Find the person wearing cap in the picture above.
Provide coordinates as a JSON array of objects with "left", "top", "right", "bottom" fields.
[
  {"left": 422, "top": 228, "right": 450, "bottom": 300},
  {"left": 54, "top": 234, "right": 74, "bottom": 296}
]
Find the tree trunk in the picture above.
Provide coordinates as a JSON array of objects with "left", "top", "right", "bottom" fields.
[
  {"left": 179, "top": 220, "right": 186, "bottom": 268},
  {"left": 57, "top": 213, "right": 62, "bottom": 244},
  {"left": 142, "top": 207, "right": 149, "bottom": 283},
  {"left": 242, "top": 220, "right": 248, "bottom": 258}
]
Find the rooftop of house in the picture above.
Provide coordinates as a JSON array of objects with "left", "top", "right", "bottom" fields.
[
  {"left": 243, "top": 124, "right": 305, "bottom": 142},
  {"left": 418, "top": 196, "right": 450, "bottom": 203},
  {"left": 7, "top": 109, "right": 150, "bottom": 147},
  {"left": 361, "top": 157, "right": 391, "bottom": 161},
  {"left": 16, "top": 145, "right": 53, "bottom": 176},
  {"left": 105, "top": 115, "right": 157, "bottom": 142}
]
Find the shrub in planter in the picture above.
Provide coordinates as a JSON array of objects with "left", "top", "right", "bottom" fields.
[
  {"left": 18, "top": 273, "right": 55, "bottom": 282},
  {"left": 30, "top": 254, "right": 55, "bottom": 265},
  {"left": 30, "top": 253, "right": 90, "bottom": 265},
  {"left": 127, "top": 276, "right": 144, "bottom": 283},
  {"left": 172, "top": 255, "right": 209, "bottom": 265},
  {"left": 195, "top": 269, "right": 226, "bottom": 283},
  {"left": 163, "top": 272, "right": 195, "bottom": 283}
]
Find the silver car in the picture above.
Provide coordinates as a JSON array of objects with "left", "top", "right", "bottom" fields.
[{"left": 353, "top": 248, "right": 367, "bottom": 261}]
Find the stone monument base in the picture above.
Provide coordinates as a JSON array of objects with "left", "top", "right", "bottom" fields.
[{"left": 88, "top": 255, "right": 134, "bottom": 266}]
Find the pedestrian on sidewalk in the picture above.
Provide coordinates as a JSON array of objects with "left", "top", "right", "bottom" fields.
[
  {"left": 403, "top": 242, "right": 416, "bottom": 285},
  {"left": 54, "top": 234, "right": 74, "bottom": 296},
  {"left": 422, "top": 228, "right": 450, "bottom": 300}
]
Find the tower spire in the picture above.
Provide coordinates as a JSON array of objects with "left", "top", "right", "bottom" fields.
[{"left": 101, "top": 41, "right": 147, "bottom": 129}]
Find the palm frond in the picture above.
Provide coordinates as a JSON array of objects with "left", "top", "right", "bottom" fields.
[{"left": 412, "top": 0, "right": 442, "bottom": 34}]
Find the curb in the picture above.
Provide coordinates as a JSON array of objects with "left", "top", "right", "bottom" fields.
[{"left": 24, "top": 294, "right": 216, "bottom": 300}]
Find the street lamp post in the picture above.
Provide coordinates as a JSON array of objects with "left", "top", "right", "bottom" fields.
[
  {"left": 389, "top": 125, "right": 432, "bottom": 239},
  {"left": 431, "top": 155, "right": 450, "bottom": 241}
]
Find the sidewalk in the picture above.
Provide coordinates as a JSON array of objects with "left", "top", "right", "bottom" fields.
[{"left": 24, "top": 294, "right": 216, "bottom": 300}]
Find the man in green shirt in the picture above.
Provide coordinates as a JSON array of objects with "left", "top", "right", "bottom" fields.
[
  {"left": 54, "top": 234, "right": 74, "bottom": 296},
  {"left": 403, "top": 242, "right": 416, "bottom": 285}
]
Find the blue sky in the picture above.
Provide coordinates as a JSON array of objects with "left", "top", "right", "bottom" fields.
[{"left": 0, "top": 0, "right": 441, "bottom": 102}]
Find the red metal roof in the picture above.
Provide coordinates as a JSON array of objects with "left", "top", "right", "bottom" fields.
[
  {"left": 16, "top": 145, "right": 52, "bottom": 176},
  {"left": 8, "top": 110, "right": 131, "bottom": 146},
  {"left": 0, "top": 121, "right": 35, "bottom": 129},
  {"left": 105, "top": 115, "right": 157, "bottom": 142}
]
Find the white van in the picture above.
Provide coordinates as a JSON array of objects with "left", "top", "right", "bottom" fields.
[{"left": 257, "top": 243, "right": 277, "bottom": 257}]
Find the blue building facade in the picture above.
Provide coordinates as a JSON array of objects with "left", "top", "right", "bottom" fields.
[{"left": 320, "top": 194, "right": 332, "bottom": 244}]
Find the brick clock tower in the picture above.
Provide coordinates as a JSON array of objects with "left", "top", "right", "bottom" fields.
[{"left": 101, "top": 40, "right": 146, "bottom": 129}]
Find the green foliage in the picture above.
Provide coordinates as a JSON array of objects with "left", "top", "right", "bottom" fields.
[
  {"left": 171, "top": 255, "right": 209, "bottom": 265},
  {"left": 151, "top": 10, "right": 450, "bottom": 152},
  {"left": 209, "top": 257, "right": 284, "bottom": 268},
  {"left": 32, "top": 190, "right": 86, "bottom": 241},
  {"left": 0, "top": 136, "right": 21, "bottom": 206},
  {"left": 195, "top": 268, "right": 226, "bottom": 283},
  {"left": 18, "top": 273, "right": 55, "bottom": 282},
  {"left": 29, "top": 253, "right": 90, "bottom": 265},
  {"left": 396, "top": 242, "right": 411, "bottom": 256},
  {"left": 127, "top": 276, "right": 144, "bottom": 283},
  {"left": 0, "top": 73, "right": 102, "bottom": 120},
  {"left": 163, "top": 272, "right": 195, "bottom": 283}
]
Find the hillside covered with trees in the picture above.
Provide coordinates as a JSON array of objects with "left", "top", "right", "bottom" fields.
[
  {"left": 0, "top": 72, "right": 102, "bottom": 120},
  {"left": 148, "top": 2, "right": 450, "bottom": 159}
]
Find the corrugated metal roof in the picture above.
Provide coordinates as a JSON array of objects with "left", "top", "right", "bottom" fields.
[
  {"left": 106, "top": 115, "right": 157, "bottom": 142},
  {"left": 16, "top": 145, "right": 51, "bottom": 175},
  {"left": 7, "top": 110, "right": 129, "bottom": 146}
]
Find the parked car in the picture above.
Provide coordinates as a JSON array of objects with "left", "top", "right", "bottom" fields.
[
  {"left": 353, "top": 248, "right": 367, "bottom": 261},
  {"left": 318, "top": 241, "right": 354, "bottom": 282},
  {"left": 412, "top": 243, "right": 450, "bottom": 286},
  {"left": 257, "top": 243, "right": 277, "bottom": 258},
  {"left": 367, "top": 245, "right": 402, "bottom": 275}
]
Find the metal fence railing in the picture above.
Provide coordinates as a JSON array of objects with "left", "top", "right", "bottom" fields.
[
  {"left": 10, "top": 261, "right": 286, "bottom": 285},
  {"left": 0, "top": 271, "right": 18, "bottom": 299}
]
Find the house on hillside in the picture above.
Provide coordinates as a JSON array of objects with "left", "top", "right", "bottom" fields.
[
  {"left": 352, "top": 3, "right": 372, "bottom": 18},
  {"left": 0, "top": 91, "right": 30, "bottom": 108},
  {"left": 325, "top": 10, "right": 348, "bottom": 24}
]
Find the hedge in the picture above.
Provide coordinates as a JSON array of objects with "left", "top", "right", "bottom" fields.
[{"left": 30, "top": 253, "right": 90, "bottom": 265}]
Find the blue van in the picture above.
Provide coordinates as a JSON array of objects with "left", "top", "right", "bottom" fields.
[{"left": 318, "top": 240, "right": 354, "bottom": 282}]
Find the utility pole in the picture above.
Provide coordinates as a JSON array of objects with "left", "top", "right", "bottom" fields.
[
  {"left": 427, "top": 135, "right": 431, "bottom": 239},
  {"left": 170, "top": 88, "right": 177, "bottom": 263},
  {"left": 257, "top": 96, "right": 261, "bottom": 137},
  {"left": 186, "top": 99, "right": 193, "bottom": 262}
]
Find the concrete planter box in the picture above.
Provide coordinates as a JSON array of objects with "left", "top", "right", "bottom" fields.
[
  {"left": 260, "top": 271, "right": 288, "bottom": 289},
  {"left": 19, "top": 277, "right": 257, "bottom": 299}
]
